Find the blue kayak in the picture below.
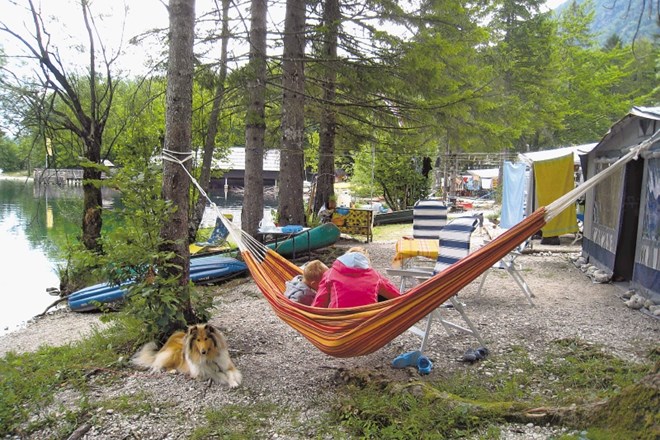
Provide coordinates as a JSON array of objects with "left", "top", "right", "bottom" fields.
[{"left": 68, "top": 255, "right": 247, "bottom": 312}]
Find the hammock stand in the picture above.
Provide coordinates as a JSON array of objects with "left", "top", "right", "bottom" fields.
[{"left": 163, "top": 131, "right": 658, "bottom": 358}]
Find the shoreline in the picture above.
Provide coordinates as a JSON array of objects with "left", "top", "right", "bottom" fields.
[{"left": 0, "top": 174, "right": 33, "bottom": 181}]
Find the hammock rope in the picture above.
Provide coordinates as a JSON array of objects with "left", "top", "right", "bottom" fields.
[{"left": 171, "top": 133, "right": 658, "bottom": 358}]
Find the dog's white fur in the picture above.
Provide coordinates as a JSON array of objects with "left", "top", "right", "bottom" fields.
[{"left": 131, "top": 324, "right": 242, "bottom": 387}]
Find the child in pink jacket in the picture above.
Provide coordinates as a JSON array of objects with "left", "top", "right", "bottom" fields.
[{"left": 311, "top": 247, "right": 401, "bottom": 308}]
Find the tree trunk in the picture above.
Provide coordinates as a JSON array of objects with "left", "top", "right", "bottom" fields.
[
  {"left": 242, "top": 0, "right": 268, "bottom": 236},
  {"left": 277, "top": 0, "right": 306, "bottom": 226},
  {"left": 314, "top": 0, "right": 340, "bottom": 214},
  {"left": 189, "top": 0, "right": 231, "bottom": 242},
  {"left": 81, "top": 133, "right": 103, "bottom": 252},
  {"left": 2, "top": 1, "right": 117, "bottom": 253},
  {"left": 160, "top": 0, "right": 195, "bottom": 316}
]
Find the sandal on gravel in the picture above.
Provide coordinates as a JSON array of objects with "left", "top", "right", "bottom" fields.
[
  {"left": 462, "top": 348, "right": 479, "bottom": 363},
  {"left": 462, "top": 347, "right": 489, "bottom": 363},
  {"left": 392, "top": 350, "right": 422, "bottom": 369},
  {"left": 417, "top": 356, "right": 433, "bottom": 375},
  {"left": 475, "top": 347, "right": 489, "bottom": 360}
]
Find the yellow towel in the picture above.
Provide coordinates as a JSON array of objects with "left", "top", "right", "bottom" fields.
[
  {"left": 534, "top": 153, "right": 578, "bottom": 237},
  {"left": 392, "top": 238, "right": 439, "bottom": 268}
]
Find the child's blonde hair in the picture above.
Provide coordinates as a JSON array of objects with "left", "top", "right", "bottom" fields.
[
  {"left": 347, "top": 246, "right": 370, "bottom": 263},
  {"left": 302, "top": 260, "right": 329, "bottom": 289}
]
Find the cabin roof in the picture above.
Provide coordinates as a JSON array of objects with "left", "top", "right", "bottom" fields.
[
  {"left": 213, "top": 147, "right": 280, "bottom": 171},
  {"left": 591, "top": 106, "right": 660, "bottom": 154}
]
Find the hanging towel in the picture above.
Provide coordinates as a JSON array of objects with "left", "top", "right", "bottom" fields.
[
  {"left": 501, "top": 161, "right": 526, "bottom": 229},
  {"left": 534, "top": 153, "right": 578, "bottom": 237}
]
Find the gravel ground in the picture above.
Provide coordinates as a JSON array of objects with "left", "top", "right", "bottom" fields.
[{"left": 1, "top": 232, "right": 658, "bottom": 439}]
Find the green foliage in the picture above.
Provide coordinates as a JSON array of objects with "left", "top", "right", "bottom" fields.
[
  {"left": 56, "top": 241, "right": 106, "bottom": 294},
  {"left": 306, "top": 210, "right": 322, "bottom": 228},
  {"left": 105, "top": 78, "right": 167, "bottom": 165},
  {"left": 0, "top": 135, "right": 22, "bottom": 172},
  {"left": 99, "top": 164, "right": 209, "bottom": 339},
  {"left": 352, "top": 141, "right": 432, "bottom": 210},
  {"left": 58, "top": 160, "right": 212, "bottom": 341}
]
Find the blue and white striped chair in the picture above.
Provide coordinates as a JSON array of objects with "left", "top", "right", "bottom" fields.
[
  {"left": 412, "top": 199, "right": 448, "bottom": 240},
  {"left": 388, "top": 215, "right": 484, "bottom": 352}
]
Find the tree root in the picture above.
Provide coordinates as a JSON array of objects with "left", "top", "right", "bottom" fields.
[
  {"left": 36, "top": 297, "right": 68, "bottom": 318},
  {"left": 338, "top": 366, "right": 659, "bottom": 437}
]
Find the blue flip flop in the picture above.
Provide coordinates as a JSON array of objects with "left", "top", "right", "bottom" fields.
[
  {"left": 417, "top": 356, "right": 433, "bottom": 375},
  {"left": 391, "top": 350, "right": 422, "bottom": 369}
]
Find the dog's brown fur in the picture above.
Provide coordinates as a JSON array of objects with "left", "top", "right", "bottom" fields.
[{"left": 131, "top": 324, "right": 242, "bottom": 387}]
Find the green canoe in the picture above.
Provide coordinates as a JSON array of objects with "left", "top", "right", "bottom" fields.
[{"left": 266, "top": 223, "right": 340, "bottom": 257}]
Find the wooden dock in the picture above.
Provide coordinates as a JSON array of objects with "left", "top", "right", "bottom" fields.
[{"left": 33, "top": 168, "right": 105, "bottom": 185}]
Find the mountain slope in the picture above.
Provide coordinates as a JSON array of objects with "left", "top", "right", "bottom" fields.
[{"left": 554, "top": 0, "right": 659, "bottom": 45}]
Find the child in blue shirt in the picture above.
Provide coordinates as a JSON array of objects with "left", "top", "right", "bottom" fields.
[{"left": 284, "top": 260, "right": 329, "bottom": 306}]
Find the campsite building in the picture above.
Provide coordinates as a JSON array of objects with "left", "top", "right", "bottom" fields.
[
  {"left": 581, "top": 106, "right": 660, "bottom": 302},
  {"left": 211, "top": 147, "right": 280, "bottom": 187}
]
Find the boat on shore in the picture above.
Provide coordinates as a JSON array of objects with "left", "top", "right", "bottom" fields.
[
  {"left": 373, "top": 209, "right": 414, "bottom": 226},
  {"left": 68, "top": 224, "right": 341, "bottom": 312},
  {"left": 264, "top": 223, "right": 341, "bottom": 257},
  {"left": 68, "top": 253, "right": 248, "bottom": 312}
]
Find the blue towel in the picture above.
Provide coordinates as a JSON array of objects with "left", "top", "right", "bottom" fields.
[
  {"left": 281, "top": 225, "right": 303, "bottom": 234},
  {"left": 500, "top": 161, "right": 526, "bottom": 229}
]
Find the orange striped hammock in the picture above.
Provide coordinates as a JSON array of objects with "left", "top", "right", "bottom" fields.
[
  {"left": 241, "top": 209, "right": 545, "bottom": 358},
  {"left": 195, "top": 134, "right": 656, "bottom": 359}
]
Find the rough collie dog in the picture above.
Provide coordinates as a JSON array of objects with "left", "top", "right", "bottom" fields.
[{"left": 131, "top": 324, "right": 242, "bottom": 387}]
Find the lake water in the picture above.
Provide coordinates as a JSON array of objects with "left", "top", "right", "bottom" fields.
[{"left": 0, "top": 177, "right": 276, "bottom": 335}]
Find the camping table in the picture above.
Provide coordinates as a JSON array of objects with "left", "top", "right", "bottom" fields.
[
  {"left": 391, "top": 238, "right": 439, "bottom": 269},
  {"left": 257, "top": 227, "right": 312, "bottom": 260}
]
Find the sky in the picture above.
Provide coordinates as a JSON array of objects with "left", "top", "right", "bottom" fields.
[
  {"left": 545, "top": 0, "right": 567, "bottom": 9},
  {"left": 0, "top": 0, "right": 568, "bottom": 79},
  {"left": 0, "top": 0, "right": 171, "bottom": 75}
]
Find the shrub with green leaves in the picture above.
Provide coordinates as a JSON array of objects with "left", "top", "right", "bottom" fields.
[{"left": 60, "top": 162, "right": 212, "bottom": 341}]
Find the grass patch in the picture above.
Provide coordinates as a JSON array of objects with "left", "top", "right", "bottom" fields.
[
  {"left": 332, "top": 339, "right": 655, "bottom": 439},
  {"left": 191, "top": 399, "right": 346, "bottom": 439},
  {"left": 95, "top": 392, "right": 155, "bottom": 415},
  {"left": 372, "top": 223, "right": 411, "bottom": 242},
  {"left": 0, "top": 321, "right": 139, "bottom": 437},
  {"left": 190, "top": 402, "right": 283, "bottom": 439}
]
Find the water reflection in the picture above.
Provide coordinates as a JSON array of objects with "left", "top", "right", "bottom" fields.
[
  {"left": 0, "top": 178, "right": 119, "bottom": 335},
  {"left": 202, "top": 186, "right": 277, "bottom": 226},
  {"left": 0, "top": 178, "right": 276, "bottom": 335}
]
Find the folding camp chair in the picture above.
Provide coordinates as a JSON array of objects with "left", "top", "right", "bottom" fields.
[
  {"left": 571, "top": 213, "right": 584, "bottom": 245},
  {"left": 475, "top": 237, "right": 535, "bottom": 306},
  {"left": 190, "top": 216, "right": 230, "bottom": 255},
  {"left": 391, "top": 199, "right": 449, "bottom": 275},
  {"left": 412, "top": 199, "right": 448, "bottom": 240},
  {"left": 388, "top": 215, "right": 485, "bottom": 352}
]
